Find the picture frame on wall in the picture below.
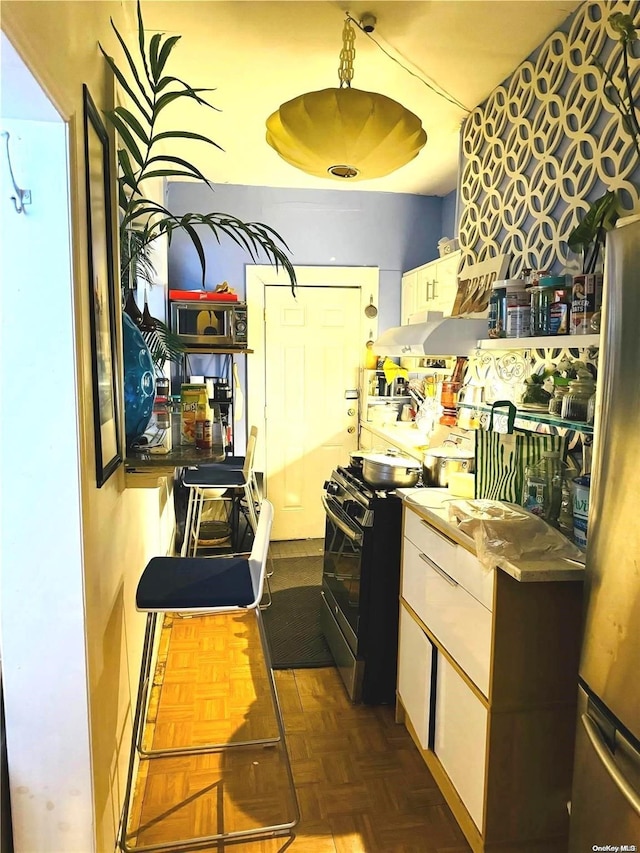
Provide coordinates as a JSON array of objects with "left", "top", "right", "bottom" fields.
[{"left": 83, "top": 84, "right": 122, "bottom": 487}]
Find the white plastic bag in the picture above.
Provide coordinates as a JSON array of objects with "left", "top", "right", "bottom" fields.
[{"left": 447, "top": 499, "right": 585, "bottom": 570}]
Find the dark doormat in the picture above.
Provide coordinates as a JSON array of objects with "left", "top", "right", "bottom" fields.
[{"left": 262, "top": 555, "right": 334, "bottom": 669}]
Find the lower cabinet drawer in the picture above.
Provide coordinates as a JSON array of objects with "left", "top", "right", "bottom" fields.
[
  {"left": 435, "top": 655, "right": 488, "bottom": 831},
  {"left": 398, "top": 605, "right": 434, "bottom": 749},
  {"left": 402, "top": 537, "right": 492, "bottom": 696}
]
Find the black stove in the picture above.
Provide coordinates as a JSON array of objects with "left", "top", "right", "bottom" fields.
[{"left": 320, "top": 464, "right": 408, "bottom": 704}]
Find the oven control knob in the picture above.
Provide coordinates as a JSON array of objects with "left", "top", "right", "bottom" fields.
[{"left": 324, "top": 481, "right": 339, "bottom": 495}]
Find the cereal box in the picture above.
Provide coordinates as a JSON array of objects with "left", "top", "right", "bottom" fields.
[{"left": 180, "top": 384, "right": 209, "bottom": 445}]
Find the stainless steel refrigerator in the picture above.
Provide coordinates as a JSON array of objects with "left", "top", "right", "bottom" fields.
[{"left": 569, "top": 214, "right": 640, "bottom": 848}]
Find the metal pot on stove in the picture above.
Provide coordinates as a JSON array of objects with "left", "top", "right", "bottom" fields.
[
  {"left": 422, "top": 444, "right": 475, "bottom": 487},
  {"left": 361, "top": 450, "right": 421, "bottom": 489}
]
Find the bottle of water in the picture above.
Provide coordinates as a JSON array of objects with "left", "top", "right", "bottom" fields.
[{"left": 522, "top": 451, "right": 565, "bottom": 527}]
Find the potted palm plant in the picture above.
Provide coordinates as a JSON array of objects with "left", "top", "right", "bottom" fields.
[
  {"left": 99, "top": 1, "right": 296, "bottom": 364},
  {"left": 567, "top": 11, "right": 640, "bottom": 273}
]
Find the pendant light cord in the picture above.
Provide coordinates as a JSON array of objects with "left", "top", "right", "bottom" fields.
[{"left": 345, "top": 12, "right": 470, "bottom": 113}]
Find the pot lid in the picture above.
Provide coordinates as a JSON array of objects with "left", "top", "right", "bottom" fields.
[
  {"left": 424, "top": 445, "right": 475, "bottom": 459},
  {"left": 363, "top": 452, "right": 421, "bottom": 469}
]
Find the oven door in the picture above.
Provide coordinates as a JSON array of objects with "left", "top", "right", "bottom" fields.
[{"left": 321, "top": 493, "right": 364, "bottom": 652}]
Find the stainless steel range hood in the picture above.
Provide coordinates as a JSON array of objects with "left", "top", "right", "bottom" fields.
[{"left": 373, "top": 312, "right": 487, "bottom": 357}]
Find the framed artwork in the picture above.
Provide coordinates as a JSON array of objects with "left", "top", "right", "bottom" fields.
[{"left": 83, "top": 84, "right": 122, "bottom": 487}]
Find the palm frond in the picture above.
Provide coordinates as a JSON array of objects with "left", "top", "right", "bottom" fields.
[{"left": 99, "top": 0, "right": 297, "bottom": 363}]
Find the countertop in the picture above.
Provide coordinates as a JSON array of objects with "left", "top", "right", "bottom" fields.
[
  {"left": 397, "top": 487, "right": 585, "bottom": 584},
  {"left": 125, "top": 442, "right": 225, "bottom": 479}
]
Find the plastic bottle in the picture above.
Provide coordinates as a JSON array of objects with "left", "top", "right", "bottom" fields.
[
  {"left": 522, "top": 451, "right": 566, "bottom": 527},
  {"left": 504, "top": 279, "right": 530, "bottom": 338}
]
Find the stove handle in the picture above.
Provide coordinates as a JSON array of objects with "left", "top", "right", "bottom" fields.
[{"left": 321, "top": 494, "right": 363, "bottom": 545}]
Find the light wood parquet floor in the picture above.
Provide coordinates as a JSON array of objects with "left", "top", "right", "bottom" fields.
[{"left": 124, "top": 544, "right": 471, "bottom": 853}]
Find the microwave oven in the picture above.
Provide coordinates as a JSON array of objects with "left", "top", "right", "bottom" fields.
[{"left": 170, "top": 299, "right": 248, "bottom": 347}]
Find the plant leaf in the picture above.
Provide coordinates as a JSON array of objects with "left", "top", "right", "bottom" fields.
[
  {"left": 148, "top": 33, "right": 163, "bottom": 82},
  {"left": 107, "top": 112, "right": 144, "bottom": 166},
  {"left": 135, "top": 0, "right": 153, "bottom": 93},
  {"left": 112, "top": 106, "right": 150, "bottom": 146},
  {"left": 99, "top": 47, "right": 152, "bottom": 124},
  {"left": 146, "top": 154, "right": 213, "bottom": 185},
  {"left": 153, "top": 130, "right": 224, "bottom": 152},
  {"left": 155, "top": 35, "right": 182, "bottom": 81}
]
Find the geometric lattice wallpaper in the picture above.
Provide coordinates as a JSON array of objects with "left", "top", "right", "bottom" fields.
[{"left": 458, "top": 0, "right": 640, "bottom": 277}]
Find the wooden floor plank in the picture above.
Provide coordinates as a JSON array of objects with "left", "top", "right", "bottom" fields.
[{"left": 124, "top": 610, "right": 470, "bottom": 852}]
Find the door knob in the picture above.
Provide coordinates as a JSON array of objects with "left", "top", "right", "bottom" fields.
[
  {"left": 347, "top": 426, "right": 355, "bottom": 434},
  {"left": 347, "top": 408, "right": 356, "bottom": 416}
]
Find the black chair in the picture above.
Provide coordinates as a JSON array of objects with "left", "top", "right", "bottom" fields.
[{"left": 118, "top": 499, "right": 299, "bottom": 851}]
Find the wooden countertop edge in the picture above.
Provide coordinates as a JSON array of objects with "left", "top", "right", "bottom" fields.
[{"left": 402, "top": 497, "right": 585, "bottom": 584}]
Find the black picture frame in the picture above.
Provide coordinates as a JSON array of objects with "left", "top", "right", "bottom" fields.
[{"left": 83, "top": 84, "right": 122, "bottom": 487}]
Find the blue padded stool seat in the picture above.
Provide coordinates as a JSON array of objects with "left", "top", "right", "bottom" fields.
[{"left": 136, "top": 556, "right": 254, "bottom": 611}]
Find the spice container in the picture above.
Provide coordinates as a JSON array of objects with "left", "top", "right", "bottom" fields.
[
  {"left": 561, "top": 372, "right": 596, "bottom": 421},
  {"left": 504, "top": 279, "right": 530, "bottom": 338},
  {"left": 488, "top": 280, "right": 507, "bottom": 338}
]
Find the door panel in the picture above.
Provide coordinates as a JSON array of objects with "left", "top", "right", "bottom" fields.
[{"left": 264, "top": 285, "right": 362, "bottom": 539}]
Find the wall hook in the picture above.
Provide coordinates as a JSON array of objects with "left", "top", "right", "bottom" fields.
[{"left": 1, "top": 131, "right": 32, "bottom": 214}]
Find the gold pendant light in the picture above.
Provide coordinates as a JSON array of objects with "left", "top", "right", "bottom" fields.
[{"left": 265, "top": 17, "right": 427, "bottom": 181}]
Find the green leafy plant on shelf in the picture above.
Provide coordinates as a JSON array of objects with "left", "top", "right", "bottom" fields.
[
  {"left": 99, "top": 1, "right": 296, "bottom": 364},
  {"left": 568, "top": 12, "right": 640, "bottom": 274}
]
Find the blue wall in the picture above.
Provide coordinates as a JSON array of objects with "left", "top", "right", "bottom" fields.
[
  {"left": 442, "top": 189, "right": 457, "bottom": 239},
  {"left": 166, "top": 183, "right": 446, "bottom": 330}
]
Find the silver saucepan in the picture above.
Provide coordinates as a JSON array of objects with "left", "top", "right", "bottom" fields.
[
  {"left": 422, "top": 445, "right": 475, "bottom": 488},
  {"left": 361, "top": 450, "right": 421, "bottom": 489}
]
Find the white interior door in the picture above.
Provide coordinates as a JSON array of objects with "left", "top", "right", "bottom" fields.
[{"left": 246, "top": 266, "right": 379, "bottom": 540}]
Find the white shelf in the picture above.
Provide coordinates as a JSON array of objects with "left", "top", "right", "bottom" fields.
[{"left": 477, "top": 334, "right": 600, "bottom": 350}]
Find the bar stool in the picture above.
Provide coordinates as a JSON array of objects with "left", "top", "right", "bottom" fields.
[
  {"left": 118, "top": 499, "right": 299, "bottom": 851},
  {"left": 181, "top": 426, "right": 260, "bottom": 556}
]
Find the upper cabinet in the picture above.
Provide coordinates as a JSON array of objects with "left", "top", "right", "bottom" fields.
[{"left": 401, "top": 250, "right": 461, "bottom": 324}]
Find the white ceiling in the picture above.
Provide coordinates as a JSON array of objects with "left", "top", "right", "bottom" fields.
[{"left": 134, "top": 1, "right": 580, "bottom": 196}]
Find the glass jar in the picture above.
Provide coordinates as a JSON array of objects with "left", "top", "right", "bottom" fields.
[
  {"left": 522, "top": 451, "right": 566, "bottom": 527},
  {"left": 530, "top": 276, "right": 568, "bottom": 336},
  {"left": 488, "top": 280, "right": 507, "bottom": 338},
  {"left": 561, "top": 374, "right": 596, "bottom": 422},
  {"left": 548, "top": 383, "right": 570, "bottom": 416},
  {"left": 504, "top": 279, "right": 530, "bottom": 338}
]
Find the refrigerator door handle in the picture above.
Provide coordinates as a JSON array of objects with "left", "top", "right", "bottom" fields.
[{"left": 581, "top": 713, "right": 640, "bottom": 816}]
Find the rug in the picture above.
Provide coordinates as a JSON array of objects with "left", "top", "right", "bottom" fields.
[{"left": 262, "top": 555, "right": 334, "bottom": 669}]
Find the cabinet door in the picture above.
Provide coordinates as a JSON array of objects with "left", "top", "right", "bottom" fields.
[
  {"left": 432, "top": 252, "right": 461, "bottom": 316},
  {"left": 401, "top": 270, "right": 418, "bottom": 325},
  {"left": 434, "top": 656, "right": 488, "bottom": 830},
  {"left": 398, "top": 605, "right": 434, "bottom": 749},
  {"left": 415, "top": 265, "right": 434, "bottom": 313}
]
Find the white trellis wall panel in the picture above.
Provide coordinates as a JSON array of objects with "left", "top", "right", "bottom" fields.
[{"left": 459, "top": 0, "right": 640, "bottom": 276}]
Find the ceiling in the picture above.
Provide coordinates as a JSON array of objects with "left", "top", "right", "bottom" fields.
[{"left": 124, "top": 1, "right": 579, "bottom": 196}]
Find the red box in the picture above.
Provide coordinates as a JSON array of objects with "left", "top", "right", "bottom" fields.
[{"left": 169, "top": 289, "right": 238, "bottom": 302}]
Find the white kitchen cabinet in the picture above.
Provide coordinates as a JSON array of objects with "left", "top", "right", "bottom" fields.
[
  {"left": 397, "top": 605, "right": 434, "bottom": 749},
  {"left": 397, "top": 502, "right": 584, "bottom": 852},
  {"left": 400, "top": 269, "right": 418, "bottom": 325},
  {"left": 435, "top": 655, "right": 488, "bottom": 830},
  {"left": 401, "top": 250, "right": 461, "bottom": 324}
]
